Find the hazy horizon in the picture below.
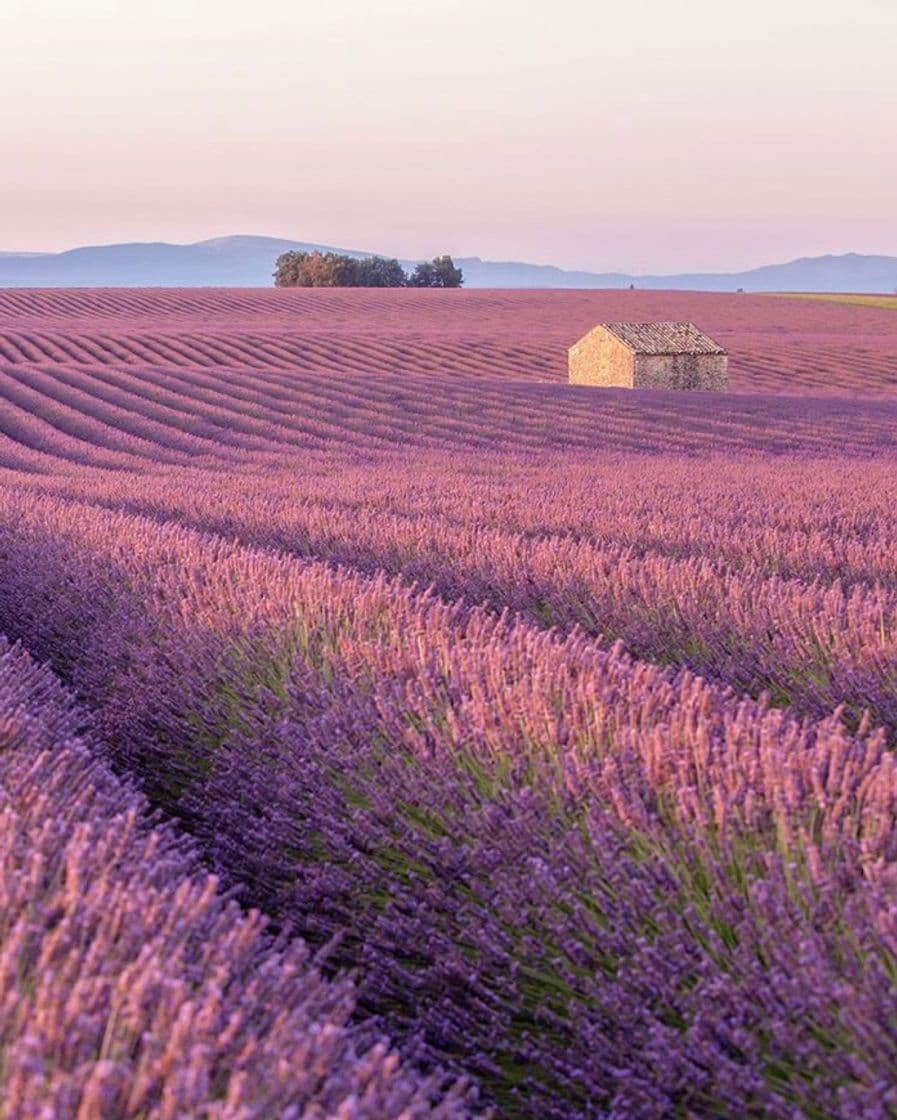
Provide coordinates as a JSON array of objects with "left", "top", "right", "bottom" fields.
[
  {"left": 3, "top": 0, "right": 895, "bottom": 273},
  {"left": 3, "top": 233, "right": 896, "bottom": 279}
]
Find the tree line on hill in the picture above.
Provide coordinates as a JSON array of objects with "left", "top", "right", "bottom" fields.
[{"left": 273, "top": 251, "right": 463, "bottom": 288}]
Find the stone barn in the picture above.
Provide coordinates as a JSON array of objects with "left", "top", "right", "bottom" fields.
[{"left": 568, "top": 322, "right": 728, "bottom": 390}]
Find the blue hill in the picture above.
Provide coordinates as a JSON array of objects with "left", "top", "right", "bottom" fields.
[{"left": 0, "top": 236, "right": 894, "bottom": 292}]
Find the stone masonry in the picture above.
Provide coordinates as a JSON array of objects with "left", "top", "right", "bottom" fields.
[{"left": 568, "top": 322, "right": 728, "bottom": 390}]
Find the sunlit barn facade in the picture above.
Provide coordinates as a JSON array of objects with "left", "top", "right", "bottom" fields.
[{"left": 568, "top": 322, "right": 728, "bottom": 389}]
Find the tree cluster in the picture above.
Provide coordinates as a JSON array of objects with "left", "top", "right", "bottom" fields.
[
  {"left": 273, "top": 251, "right": 463, "bottom": 288},
  {"left": 406, "top": 255, "right": 464, "bottom": 288}
]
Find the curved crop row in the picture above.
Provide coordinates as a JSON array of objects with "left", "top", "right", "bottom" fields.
[
  {"left": 3, "top": 362, "right": 897, "bottom": 472},
  {"left": 10, "top": 449, "right": 897, "bottom": 739},
  {"left": 0, "top": 490, "right": 894, "bottom": 1117},
  {"left": 114, "top": 450, "right": 895, "bottom": 590},
  {"left": 1, "top": 333, "right": 896, "bottom": 395},
  {"left": 1, "top": 287, "right": 894, "bottom": 396},
  {"left": 0, "top": 635, "right": 470, "bottom": 1119},
  {"left": 0, "top": 331, "right": 558, "bottom": 381}
]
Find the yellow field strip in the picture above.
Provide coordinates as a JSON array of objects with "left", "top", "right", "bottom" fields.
[{"left": 767, "top": 292, "right": 897, "bottom": 310}]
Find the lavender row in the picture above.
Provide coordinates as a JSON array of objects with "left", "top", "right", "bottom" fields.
[
  {"left": 10, "top": 450, "right": 897, "bottom": 737},
  {"left": 0, "top": 489, "right": 895, "bottom": 1116},
  {"left": 5, "top": 351, "right": 897, "bottom": 476},
  {"left": 15, "top": 450, "right": 897, "bottom": 589},
  {"left": 0, "top": 635, "right": 470, "bottom": 1119}
]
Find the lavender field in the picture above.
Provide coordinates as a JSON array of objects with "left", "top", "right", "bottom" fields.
[{"left": 2, "top": 288, "right": 897, "bottom": 1118}]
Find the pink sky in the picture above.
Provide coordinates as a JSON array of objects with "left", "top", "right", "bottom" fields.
[{"left": 2, "top": 0, "right": 895, "bottom": 273}]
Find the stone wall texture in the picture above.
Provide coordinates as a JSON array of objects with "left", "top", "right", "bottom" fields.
[
  {"left": 634, "top": 352, "right": 729, "bottom": 390},
  {"left": 568, "top": 327, "right": 635, "bottom": 387},
  {"left": 568, "top": 325, "right": 729, "bottom": 390}
]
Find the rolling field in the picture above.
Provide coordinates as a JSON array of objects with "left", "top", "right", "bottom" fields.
[
  {"left": 774, "top": 292, "right": 897, "bottom": 312},
  {"left": 1, "top": 286, "right": 897, "bottom": 396},
  {"left": 2, "top": 288, "right": 897, "bottom": 1118}
]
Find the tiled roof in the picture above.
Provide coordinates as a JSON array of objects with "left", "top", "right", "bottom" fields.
[{"left": 602, "top": 322, "right": 727, "bottom": 355}]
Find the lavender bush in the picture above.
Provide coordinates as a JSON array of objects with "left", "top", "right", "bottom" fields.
[
  {"left": 2, "top": 290, "right": 897, "bottom": 1115},
  {"left": 0, "top": 636, "right": 470, "bottom": 1119},
  {"left": 0, "top": 492, "right": 895, "bottom": 1115},
  {"left": 5, "top": 451, "right": 897, "bottom": 737}
]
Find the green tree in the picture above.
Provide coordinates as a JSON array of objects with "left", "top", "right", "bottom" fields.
[
  {"left": 354, "top": 256, "right": 407, "bottom": 287},
  {"left": 431, "top": 255, "right": 464, "bottom": 288},
  {"left": 407, "top": 261, "right": 436, "bottom": 288},
  {"left": 274, "top": 251, "right": 357, "bottom": 287},
  {"left": 273, "top": 250, "right": 308, "bottom": 287},
  {"left": 274, "top": 250, "right": 461, "bottom": 288},
  {"left": 407, "top": 255, "right": 463, "bottom": 288},
  {"left": 302, "top": 252, "right": 357, "bottom": 287}
]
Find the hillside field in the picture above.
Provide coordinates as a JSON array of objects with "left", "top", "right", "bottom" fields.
[
  {"left": 1, "top": 287, "right": 897, "bottom": 1118},
  {"left": 773, "top": 291, "right": 897, "bottom": 312}
]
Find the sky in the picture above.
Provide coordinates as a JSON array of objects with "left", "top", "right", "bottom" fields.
[{"left": 1, "top": 0, "right": 895, "bottom": 273}]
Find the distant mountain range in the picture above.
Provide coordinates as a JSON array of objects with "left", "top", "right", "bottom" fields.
[{"left": 0, "top": 235, "right": 894, "bottom": 292}]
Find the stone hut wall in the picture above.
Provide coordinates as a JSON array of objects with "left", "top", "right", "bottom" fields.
[
  {"left": 568, "top": 328, "right": 634, "bottom": 387},
  {"left": 633, "top": 352, "right": 728, "bottom": 390}
]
